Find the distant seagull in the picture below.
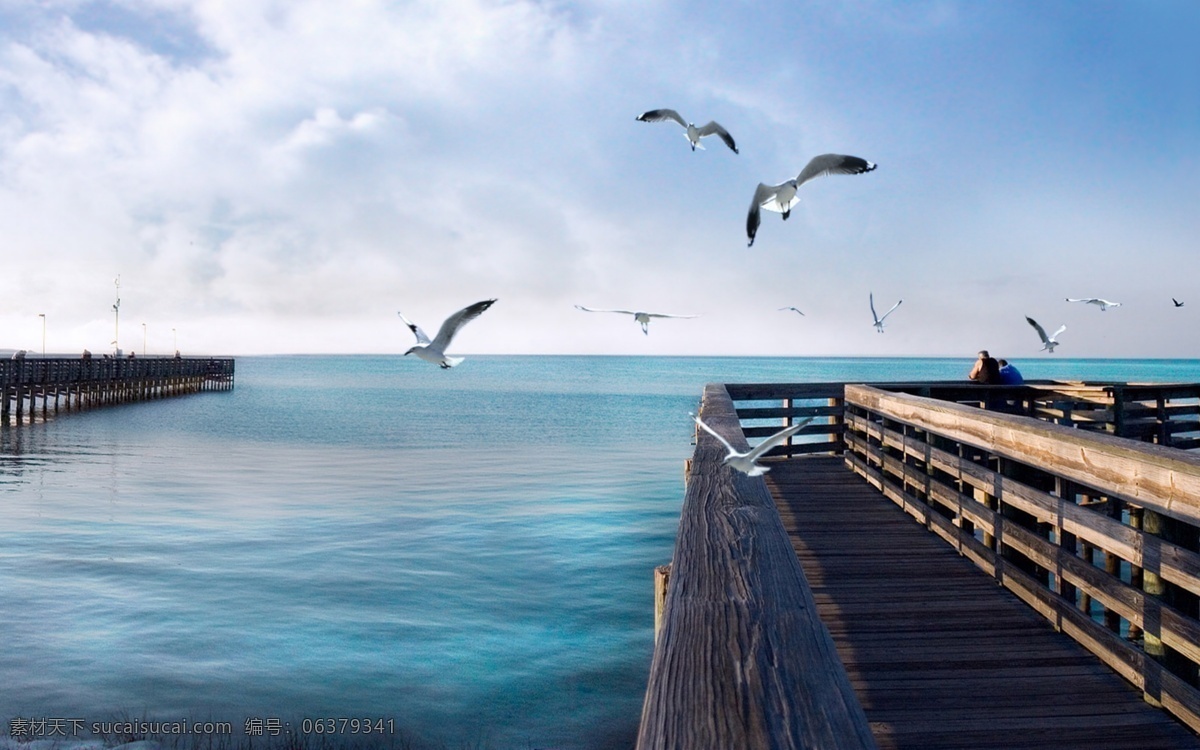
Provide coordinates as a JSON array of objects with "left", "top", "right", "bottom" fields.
[
  {"left": 1066, "top": 297, "right": 1122, "bottom": 311},
  {"left": 636, "top": 109, "right": 738, "bottom": 153},
  {"left": 746, "top": 154, "right": 877, "bottom": 247},
  {"left": 779, "top": 306, "right": 806, "bottom": 316},
  {"left": 397, "top": 299, "right": 497, "bottom": 369},
  {"left": 692, "top": 413, "right": 814, "bottom": 476},
  {"left": 870, "top": 293, "right": 902, "bottom": 333},
  {"left": 1174, "top": 298, "right": 1185, "bottom": 307},
  {"left": 1026, "top": 316, "right": 1066, "bottom": 353},
  {"left": 574, "top": 305, "right": 698, "bottom": 335}
]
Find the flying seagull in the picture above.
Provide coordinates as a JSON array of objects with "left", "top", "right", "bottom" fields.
[
  {"left": 635, "top": 109, "right": 738, "bottom": 153},
  {"left": 1026, "top": 316, "right": 1066, "bottom": 353},
  {"left": 870, "top": 293, "right": 902, "bottom": 333},
  {"left": 574, "top": 305, "right": 698, "bottom": 335},
  {"left": 1173, "top": 298, "right": 1185, "bottom": 308},
  {"left": 397, "top": 299, "right": 497, "bottom": 369},
  {"left": 779, "top": 306, "right": 806, "bottom": 316},
  {"left": 746, "top": 154, "right": 877, "bottom": 247},
  {"left": 691, "top": 413, "right": 814, "bottom": 476},
  {"left": 1066, "top": 297, "right": 1122, "bottom": 311}
]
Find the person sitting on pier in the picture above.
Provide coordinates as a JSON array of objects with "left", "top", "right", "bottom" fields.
[
  {"left": 968, "top": 350, "right": 1000, "bottom": 384},
  {"left": 11, "top": 349, "right": 26, "bottom": 360},
  {"left": 81, "top": 349, "right": 92, "bottom": 360},
  {"left": 997, "top": 359, "right": 1024, "bottom": 385}
]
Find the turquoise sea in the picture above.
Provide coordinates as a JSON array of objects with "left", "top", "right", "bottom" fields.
[{"left": 4, "top": 355, "right": 1200, "bottom": 749}]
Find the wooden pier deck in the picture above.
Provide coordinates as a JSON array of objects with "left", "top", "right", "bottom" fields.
[
  {"left": 638, "top": 380, "right": 1200, "bottom": 749},
  {"left": 767, "top": 456, "right": 1200, "bottom": 750},
  {"left": 1, "top": 356, "right": 235, "bottom": 425}
]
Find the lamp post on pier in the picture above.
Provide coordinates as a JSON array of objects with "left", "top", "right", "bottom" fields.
[
  {"left": 112, "top": 275, "right": 121, "bottom": 355},
  {"left": 38, "top": 313, "right": 45, "bottom": 356},
  {"left": 142, "top": 323, "right": 147, "bottom": 356}
]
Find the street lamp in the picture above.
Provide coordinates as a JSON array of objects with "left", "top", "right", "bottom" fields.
[
  {"left": 142, "top": 323, "right": 147, "bottom": 356},
  {"left": 38, "top": 313, "right": 45, "bottom": 356},
  {"left": 172, "top": 327, "right": 177, "bottom": 354},
  {"left": 112, "top": 275, "right": 121, "bottom": 354}
]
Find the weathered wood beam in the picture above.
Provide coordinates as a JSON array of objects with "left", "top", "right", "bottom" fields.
[{"left": 638, "top": 383, "right": 876, "bottom": 750}]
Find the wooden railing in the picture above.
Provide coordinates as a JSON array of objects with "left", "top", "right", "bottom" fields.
[
  {"left": 725, "top": 382, "right": 846, "bottom": 457},
  {"left": 1, "top": 357, "right": 235, "bottom": 425},
  {"left": 843, "top": 384, "right": 1200, "bottom": 732},
  {"left": 880, "top": 381, "right": 1200, "bottom": 449},
  {"left": 0, "top": 356, "right": 234, "bottom": 386},
  {"left": 637, "top": 384, "right": 876, "bottom": 749}
]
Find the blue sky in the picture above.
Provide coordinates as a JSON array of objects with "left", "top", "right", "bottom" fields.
[{"left": 0, "top": 0, "right": 1197, "bottom": 357}]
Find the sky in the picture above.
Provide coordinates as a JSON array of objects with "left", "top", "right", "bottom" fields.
[{"left": 0, "top": 0, "right": 1197, "bottom": 358}]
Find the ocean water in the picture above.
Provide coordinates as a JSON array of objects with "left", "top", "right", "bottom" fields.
[{"left": 4, "top": 355, "right": 1200, "bottom": 749}]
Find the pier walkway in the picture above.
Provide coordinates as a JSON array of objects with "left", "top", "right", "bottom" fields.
[
  {"left": 767, "top": 456, "right": 1198, "bottom": 750},
  {"left": 638, "top": 380, "right": 1200, "bottom": 749},
  {"left": 1, "top": 356, "right": 234, "bottom": 425}
]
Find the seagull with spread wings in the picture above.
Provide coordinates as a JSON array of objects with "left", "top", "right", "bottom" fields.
[
  {"left": 746, "top": 153, "right": 876, "bottom": 246},
  {"left": 691, "top": 413, "right": 814, "bottom": 477},
  {"left": 1026, "top": 316, "right": 1066, "bottom": 353},
  {"left": 870, "top": 293, "right": 902, "bottom": 333},
  {"left": 574, "top": 305, "right": 698, "bottom": 335},
  {"left": 779, "top": 306, "right": 806, "bottom": 316},
  {"left": 397, "top": 299, "right": 497, "bottom": 369},
  {"left": 635, "top": 109, "right": 738, "bottom": 153},
  {"left": 1066, "top": 297, "right": 1122, "bottom": 311}
]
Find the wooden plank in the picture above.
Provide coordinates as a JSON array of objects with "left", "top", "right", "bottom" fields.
[
  {"left": 767, "top": 457, "right": 1200, "bottom": 749},
  {"left": 735, "top": 405, "right": 843, "bottom": 420},
  {"left": 856, "top": 404, "right": 1200, "bottom": 600},
  {"left": 742, "top": 422, "right": 845, "bottom": 439},
  {"left": 846, "top": 384, "right": 1200, "bottom": 526},
  {"left": 637, "top": 385, "right": 876, "bottom": 750},
  {"left": 724, "top": 382, "right": 846, "bottom": 401}
]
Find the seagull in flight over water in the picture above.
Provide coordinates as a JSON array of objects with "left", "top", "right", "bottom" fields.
[
  {"left": 870, "top": 293, "right": 902, "bottom": 333},
  {"left": 635, "top": 109, "right": 738, "bottom": 153},
  {"left": 746, "top": 153, "right": 876, "bottom": 247},
  {"left": 397, "top": 299, "right": 497, "bottom": 369},
  {"left": 574, "top": 305, "right": 698, "bottom": 335},
  {"left": 1066, "top": 297, "right": 1122, "bottom": 311},
  {"left": 779, "top": 306, "right": 806, "bottom": 316},
  {"left": 692, "top": 413, "right": 814, "bottom": 477},
  {"left": 1027, "top": 316, "right": 1066, "bottom": 353}
]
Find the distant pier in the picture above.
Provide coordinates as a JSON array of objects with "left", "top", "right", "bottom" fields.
[
  {"left": 1, "top": 356, "right": 235, "bottom": 425},
  {"left": 640, "top": 379, "right": 1200, "bottom": 749}
]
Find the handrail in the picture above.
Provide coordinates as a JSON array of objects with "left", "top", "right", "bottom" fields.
[
  {"left": 0, "top": 357, "right": 234, "bottom": 386},
  {"left": 843, "top": 384, "right": 1200, "bottom": 732},
  {"left": 637, "top": 384, "right": 876, "bottom": 749},
  {"left": 726, "top": 379, "right": 1200, "bottom": 451},
  {"left": 2, "top": 357, "right": 234, "bottom": 425},
  {"left": 725, "top": 381, "right": 847, "bottom": 457}
]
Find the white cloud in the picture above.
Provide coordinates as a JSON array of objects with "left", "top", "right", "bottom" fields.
[{"left": 0, "top": 1, "right": 1197, "bottom": 358}]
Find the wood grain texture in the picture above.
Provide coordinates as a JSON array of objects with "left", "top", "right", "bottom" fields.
[
  {"left": 844, "top": 389, "right": 1200, "bottom": 734},
  {"left": 768, "top": 457, "right": 1200, "bottom": 749},
  {"left": 845, "top": 385, "right": 1200, "bottom": 525},
  {"left": 637, "top": 384, "right": 876, "bottom": 750}
]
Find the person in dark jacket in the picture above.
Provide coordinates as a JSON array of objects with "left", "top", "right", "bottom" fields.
[{"left": 968, "top": 350, "right": 1001, "bottom": 384}]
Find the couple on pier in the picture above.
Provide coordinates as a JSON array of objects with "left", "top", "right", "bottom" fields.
[{"left": 969, "top": 350, "right": 1022, "bottom": 385}]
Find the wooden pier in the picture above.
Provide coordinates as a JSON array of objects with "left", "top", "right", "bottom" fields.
[
  {"left": 639, "top": 380, "right": 1200, "bottom": 749},
  {"left": 1, "top": 356, "right": 235, "bottom": 425}
]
